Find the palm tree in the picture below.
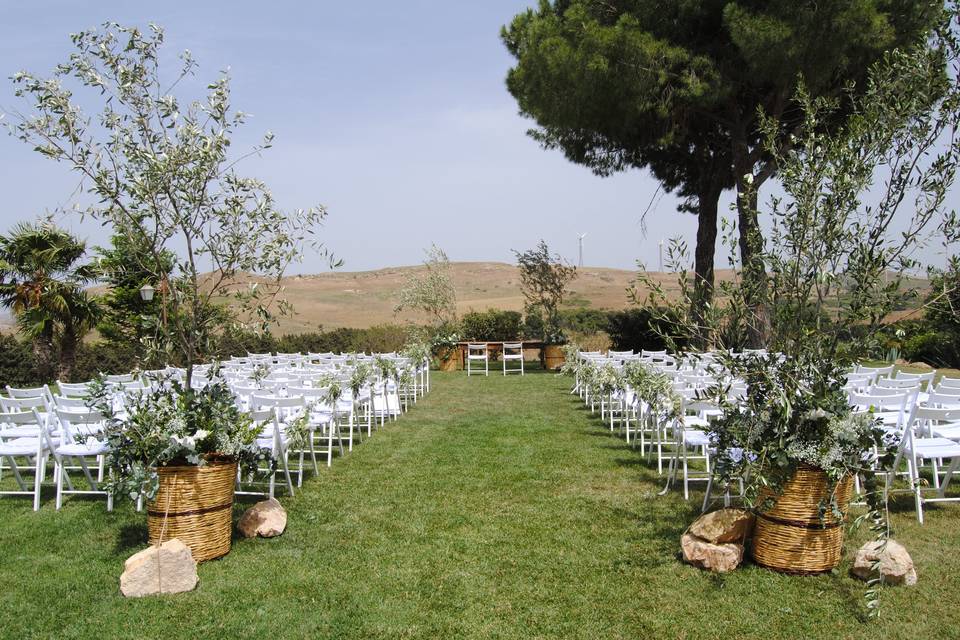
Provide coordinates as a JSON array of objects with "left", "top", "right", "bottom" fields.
[{"left": 0, "top": 221, "right": 98, "bottom": 382}]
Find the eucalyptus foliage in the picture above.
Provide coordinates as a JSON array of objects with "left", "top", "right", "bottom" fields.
[{"left": 7, "top": 23, "right": 336, "bottom": 385}]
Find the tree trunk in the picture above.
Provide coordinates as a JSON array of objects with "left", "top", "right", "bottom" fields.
[
  {"left": 32, "top": 327, "right": 56, "bottom": 384},
  {"left": 58, "top": 324, "right": 78, "bottom": 382},
  {"left": 691, "top": 184, "right": 721, "bottom": 350},
  {"left": 731, "top": 125, "right": 772, "bottom": 349}
]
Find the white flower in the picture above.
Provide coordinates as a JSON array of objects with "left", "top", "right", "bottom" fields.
[{"left": 743, "top": 173, "right": 754, "bottom": 185}]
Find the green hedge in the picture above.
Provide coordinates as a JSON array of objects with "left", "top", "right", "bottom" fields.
[
  {"left": 0, "top": 324, "right": 414, "bottom": 389},
  {"left": 460, "top": 309, "right": 523, "bottom": 341}
]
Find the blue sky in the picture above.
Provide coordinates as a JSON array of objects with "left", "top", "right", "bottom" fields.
[{"left": 0, "top": 1, "right": 951, "bottom": 275}]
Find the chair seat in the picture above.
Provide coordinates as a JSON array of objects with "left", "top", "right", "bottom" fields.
[
  {"left": 0, "top": 425, "right": 43, "bottom": 438},
  {"left": 0, "top": 437, "right": 45, "bottom": 456},
  {"left": 57, "top": 441, "right": 109, "bottom": 456},
  {"left": 932, "top": 422, "right": 960, "bottom": 440},
  {"left": 911, "top": 438, "right": 960, "bottom": 459},
  {"left": 683, "top": 429, "right": 711, "bottom": 447}
]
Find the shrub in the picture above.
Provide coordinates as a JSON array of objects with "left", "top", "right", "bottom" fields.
[
  {"left": 605, "top": 308, "right": 687, "bottom": 352},
  {"left": 901, "top": 328, "right": 960, "bottom": 369},
  {"left": 0, "top": 333, "right": 40, "bottom": 388},
  {"left": 460, "top": 309, "right": 523, "bottom": 341},
  {"left": 560, "top": 308, "right": 609, "bottom": 334}
]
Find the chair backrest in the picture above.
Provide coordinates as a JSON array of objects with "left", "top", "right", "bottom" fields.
[
  {"left": 56, "top": 381, "right": 92, "bottom": 398},
  {"left": 932, "top": 383, "right": 960, "bottom": 397},
  {"left": 856, "top": 364, "right": 894, "bottom": 378},
  {"left": 55, "top": 408, "right": 104, "bottom": 440},
  {"left": 895, "top": 370, "right": 935, "bottom": 384},
  {"left": 106, "top": 373, "right": 135, "bottom": 383},
  {"left": 467, "top": 343, "right": 488, "bottom": 355},
  {"left": 502, "top": 342, "right": 523, "bottom": 355},
  {"left": 925, "top": 391, "right": 960, "bottom": 408},
  {"left": 53, "top": 395, "right": 92, "bottom": 410},
  {"left": 0, "top": 408, "right": 45, "bottom": 427},
  {"left": 0, "top": 409, "right": 47, "bottom": 442},
  {"left": 0, "top": 394, "right": 49, "bottom": 413},
  {"left": 902, "top": 404, "right": 960, "bottom": 442},
  {"left": 864, "top": 385, "right": 910, "bottom": 396},
  {"left": 848, "top": 390, "right": 915, "bottom": 434},
  {"left": 5, "top": 384, "right": 53, "bottom": 403},
  {"left": 874, "top": 377, "right": 922, "bottom": 390},
  {"left": 937, "top": 376, "right": 960, "bottom": 389},
  {"left": 251, "top": 394, "right": 306, "bottom": 409}
]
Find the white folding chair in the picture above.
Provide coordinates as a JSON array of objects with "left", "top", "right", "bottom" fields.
[
  {"left": 52, "top": 409, "right": 112, "bottom": 511},
  {"left": 236, "top": 408, "right": 295, "bottom": 499},
  {"left": 888, "top": 404, "right": 960, "bottom": 523},
  {"left": 0, "top": 409, "right": 52, "bottom": 511},
  {"left": 467, "top": 343, "right": 489, "bottom": 376},
  {"left": 502, "top": 342, "right": 524, "bottom": 376}
]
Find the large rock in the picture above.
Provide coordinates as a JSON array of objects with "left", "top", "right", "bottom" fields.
[
  {"left": 851, "top": 540, "right": 917, "bottom": 586},
  {"left": 681, "top": 533, "right": 744, "bottom": 573},
  {"left": 120, "top": 538, "right": 198, "bottom": 597},
  {"left": 237, "top": 498, "right": 287, "bottom": 538},
  {"left": 688, "top": 508, "right": 755, "bottom": 544}
]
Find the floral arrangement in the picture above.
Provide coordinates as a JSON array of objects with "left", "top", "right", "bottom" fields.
[
  {"left": 622, "top": 360, "right": 681, "bottom": 421},
  {"left": 706, "top": 352, "right": 895, "bottom": 519},
  {"left": 401, "top": 341, "right": 431, "bottom": 370},
  {"left": 346, "top": 359, "right": 374, "bottom": 397},
  {"left": 90, "top": 371, "right": 270, "bottom": 501},
  {"left": 430, "top": 329, "right": 460, "bottom": 355},
  {"left": 592, "top": 362, "right": 623, "bottom": 396}
]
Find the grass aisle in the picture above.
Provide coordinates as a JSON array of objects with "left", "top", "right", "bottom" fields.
[{"left": 2, "top": 370, "right": 959, "bottom": 639}]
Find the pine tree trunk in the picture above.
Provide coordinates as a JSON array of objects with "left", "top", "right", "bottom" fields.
[{"left": 692, "top": 185, "right": 721, "bottom": 350}]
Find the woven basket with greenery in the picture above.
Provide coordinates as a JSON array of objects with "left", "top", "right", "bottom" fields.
[
  {"left": 147, "top": 460, "right": 238, "bottom": 562},
  {"left": 751, "top": 464, "right": 853, "bottom": 574}
]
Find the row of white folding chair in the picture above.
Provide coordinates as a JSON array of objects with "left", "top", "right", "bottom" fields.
[
  {"left": 0, "top": 407, "right": 111, "bottom": 511},
  {"left": 888, "top": 402, "right": 960, "bottom": 523}
]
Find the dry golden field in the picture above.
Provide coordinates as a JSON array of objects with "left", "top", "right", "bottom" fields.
[{"left": 269, "top": 261, "right": 653, "bottom": 333}]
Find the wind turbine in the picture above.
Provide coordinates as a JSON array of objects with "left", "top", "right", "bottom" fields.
[{"left": 577, "top": 233, "right": 587, "bottom": 268}]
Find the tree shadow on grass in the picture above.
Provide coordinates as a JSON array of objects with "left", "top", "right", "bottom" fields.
[{"left": 113, "top": 523, "right": 148, "bottom": 554}]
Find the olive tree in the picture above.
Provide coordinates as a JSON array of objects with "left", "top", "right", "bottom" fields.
[
  {"left": 6, "top": 23, "right": 335, "bottom": 385},
  {"left": 513, "top": 240, "right": 577, "bottom": 344},
  {"left": 394, "top": 244, "right": 458, "bottom": 328}
]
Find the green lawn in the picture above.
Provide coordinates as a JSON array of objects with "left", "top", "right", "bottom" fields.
[{"left": 2, "top": 369, "right": 959, "bottom": 639}]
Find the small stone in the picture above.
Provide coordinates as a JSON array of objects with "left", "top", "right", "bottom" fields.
[
  {"left": 681, "top": 532, "right": 744, "bottom": 572},
  {"left": 120, "top": 538, "right": 198, "bottom": 597},
  {"left": 688, "top": 508, "right": 755, "bottom": 544},
  {"left": 237, "top": 497, "right": 287, "bottom": 538},
  {"left": 851, "top": 540, "right": 917, "bottom": 586}
]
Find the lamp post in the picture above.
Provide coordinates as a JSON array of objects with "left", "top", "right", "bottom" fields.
[
  {"left": 140, "top": 278, "right": 169, "bottom": 329},
  {"left": 658, "top": 239, "right": 664, "bottom": 273}
]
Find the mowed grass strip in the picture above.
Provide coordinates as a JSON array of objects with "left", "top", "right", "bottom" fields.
[{"left": 1, "top": 368, "right": 958, "bottom": 639}]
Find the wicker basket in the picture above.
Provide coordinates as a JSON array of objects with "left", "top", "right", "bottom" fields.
[
  {"left": 543, "top": 345, "right": 566, "bottom": 371},
  {"left": 437, "top": 347, "right": 460, "bottom": 372},
  {"left": 751, "top": 464, "right": 853, "bottom": 574},
  {"left": 147, "top": 460, "right": 237, "bottom": 562}
]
